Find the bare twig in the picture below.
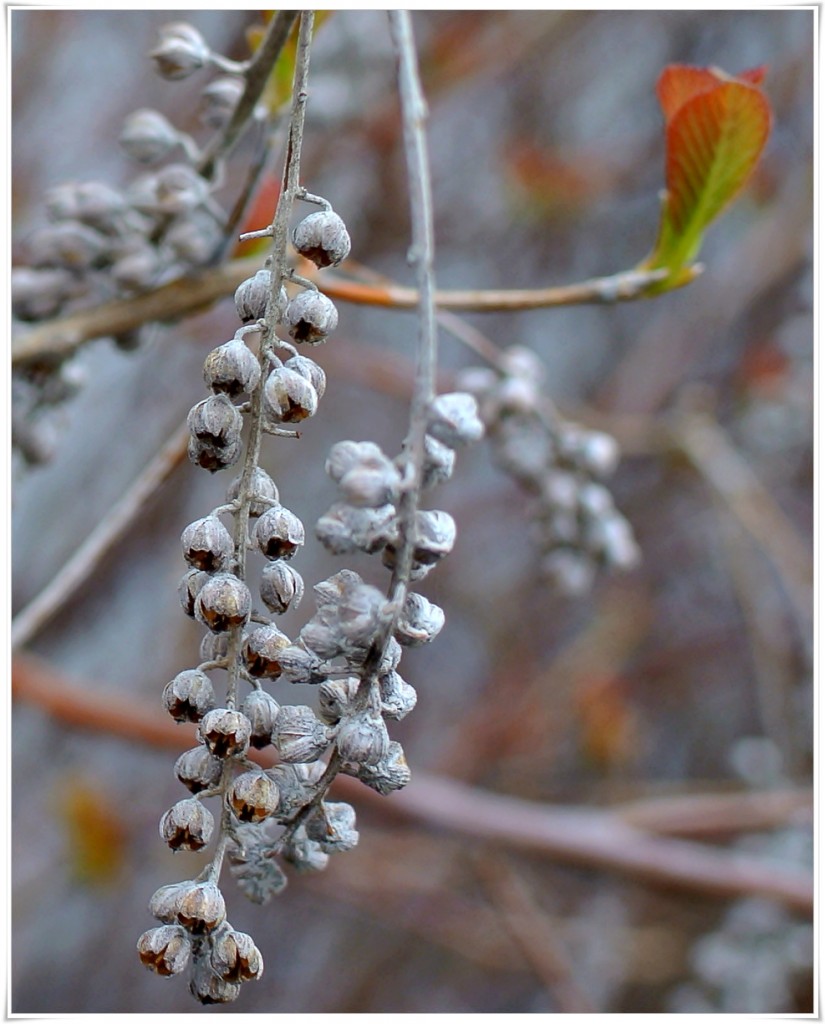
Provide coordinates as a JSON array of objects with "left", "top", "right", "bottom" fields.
[{"left": 11, "top": 421, "right": 190, "bottom": 650}]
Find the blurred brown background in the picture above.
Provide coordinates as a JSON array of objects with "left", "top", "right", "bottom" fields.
[{"left": 11, "top": 9, "right": 813, "bottom": 1013}]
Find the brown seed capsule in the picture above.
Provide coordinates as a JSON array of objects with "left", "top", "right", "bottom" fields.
[
  {"left": 234, "top": 268, "right": 272, "bottom": 323},
  {"left": 284, "top": 353, "right": 326, "bottom": 399},
  {"left": 227, "top": 466, "right": 280, "bottom": 516},
  {"left": 203, "top": 339, "right": 261, "bottom": 397},
  {"left": 241, "top": 624, "right": 290, "bottom": 679},
  {"left": 189, "top": 962, "right": 242, "bottom": 1004},
  {"left": 162, "top": 669, "right": 216, "bottom": 723},
  {"left": 272, "top": 705, "right": 330, "bottom": 763},
  {"left": 284, "top": 289, "right": 338, "bottom": 345},
  {"left": 292, "top": 210, "right": 351, "bottom": 269},
  {"left": 151, "top": 22, "right": 211, "bottom": 80},
  {"left": 305, "top": 801, "right": 359, "bottom": 852},
  {"left": 188, "top": 434, "right": 243, "bottom": 473},
  {"left": 188, "top": 394, "right": 243, "bottom": 450},
  {"left": 200, "top": 75, "right": 244, "bottom": 129},
  {"left": 256, "top": 505, "right": 305, "bottom": 561},
  {"left": 176, "top": 880, "right": 226, "bottom": 935},
  {"left": 160, "top": 797, "right": 214, "bottom": 852},
  {"left": 179, "top": 568, "right": 209, "bottom": 618},
  {"left": 263, "top": 366, "right": 318, "bottom": 423},
  {"left": 181, "top": 515, "right": 233, "bottom": 573},
  {"left": 240, "top": 688, "right": 281, "bottom": 748},
  {"left": 210, "top": 927, "right": 264, "bottom": 982},
  {"left": 195, "top": 574, "right": 251, "bottom": 633},
  {"left": 120, "top": 108, "right": 180, "bottom": 164},
  {"left": 260, "top": 561, "right": 304, "bottom": 614},
  {"left": 229, "top": 771, "right": 280, "bottom": 823},
  {"left": 137, "top": 924, "right": 191, "bottom": 976},
  {"left": 174, "top": 745, "right": 224, "bottom": 793},
  {"left": 427, "top": 392, "right": 485, "bottom": 448},
  {"left": 335, "top": 710, "right": 390, "bottom": 766},
  {"left": 149, "top": 880, "right": 191, "bottom": 923},
  {"left": 199, "top": 707, "right": 252, "bottom": 759}
]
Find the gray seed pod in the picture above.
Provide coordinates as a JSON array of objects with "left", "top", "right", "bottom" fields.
[
  {"left": 333, "top": 582, "right": 389, "bottom": 649},
  {"left": 541, "top": 548, "right": 595, "bottom": 596},
  {"left": 176, "top": 880, "right": 226, "bottom": 935},
  {"left": 316, "top": 502, "right": 397, "bottom": 556},
  {"left": 160, "top": 797, "right": 214, "bottom": 852},
  {"left": 195, "top": 573, "right": 251, "bottom": 633},
  {"left": 263, "top": 366, "right": 318, "bottom": 423},
  {"left": 378, "top": 671, "right": 417, "bottom": 721},
  {"left": 199, "top": 708, "right": 252, "bottom": 759},
  {"left": 11, "top": 267, "right": 76, "bottom": 321},
  {"left": 420, "top": 434, "right": 456, "bottom": 490},
  {"left": 427, "top": 392, "right": 485, "bottom": 448},
  {"left": 137, "top": 924, "right": 191, "bottom": 976},
  {"left": 292, "top": 210, "right": 351, "bottom": 268},
  {"left": 241, "top": 624, "right": 290, "bottom": 679},
  {"left": 580, "top": 431, "right": 620, "bottom": 478},
  {"left": 335, "top": 709, "right": 390, "bottom": 767},
  {"left": 199, "top": 631, "right": 229, "bottom": 662},
  {"left": 204, "top": 339, "right": 261, "bottom": 397},
  {"left": 324, "top": 440, "right": 387, "bottom": 483},
  {"left": 313, "top": 568, "right": 363, "bottom": 608},
  {"left": 277, "top": 644, "right": 326, "bottom": 685},
  {"left": 543, "top": 470, "right": 580, "bottom": 513},
  {"left": 189, "top": 956, "right": 241, "bottom": 1005},
  {"left": 592, "top": 515, "right": 640, "bottom": 570},
  {"left": 578, "top": 482, "right": 615, "bottom": 518},
  {"left": 234, "top": 268, "right": 272, "bottom": 323},
  {"left": 353, "top": 741, "right": 411, "bottom": 795},
  {"left": 188, "top": 394, "right": 243, "bottom": 449},
  {"left": 229, "top": 771, "right": 280, "bottom": 824},
  {"left": 260, "top": 561, "right": 304, "bottom": 614},
  {"left": 151, "top": 22, "right": 211, "bottom": 80},
  {"left": 384, "top": 509, "right": 456, "bottom": 569},
  {"left": 179, "top": 568, "right": 209, "bottom": 618},
  {"left": 110, "top": 246, "right": 162, "bottom": 292},
  {"left": 154, "top": 163, "right": 211, "bottom": 215},
  {"left": 318, "top": 677, "right": 360, "bottom": 724},
  {"left": 338, "top": 461, "right": 401, "bottom": 508},
  {"left": 284, "top": 289, "right": 338, "bottom": 345},
  {"left": 380, "top": 635, "right": 403, "bottom": 674},
  {"left": 271, "top": 705, "right": 330, "bottom": 763},
  {"left": 495, "top": 374, "right": 542, "bottom": 415},
  {"left": 163, "top": 211, "right": 221, "bottom": 267},
  {"left": 162, "top": 669, "right": 216, "bottom": 723},
  {"left": 241, "top": 688, "right": 281, "bottom": 748},
  {"left": 499, "top": 344, "right": 546, "bottom": 382},
  {"left": 120, "top": 108, "right": 180, "bottom": 164},
  {"left": 394, "top": 592, "right": 445, "bottom": 646},
  {"left": 174, "top": 745, "right": 224, "bottom": 793},
  {"left": 454, "top": 365, "right": 499, "bottom": 399},
  {"left": 281, "top": 832, "right": 329, "bottom": 874},
  {"left": 27, "top": 221, "right": 109, "bottom": 271},
  {"left": 200, "top": 75, "right": 244, "bottom": 129},
  {"left": 188, "top": 434, "right": 243, "bottom": 473},
  {"left": 149, "top": 881, "right": 191, "bottom": 923},
  {"left": 210, "top": 926, "right": 264, "bottom": 982},
  {"left": 306, "top": 801, "right": 359, "bottom": 852},
  {"left": 227, "top": 466, "right": 279, "bottom": 516},
  {"left": 256, "top": 505, "right": 305, "bottom": 560},
  {"left": 284, "top": 353, "right": 326, "bottom": 399},
  {"left": 299, "top": 619, "right": 344, "bottom": 660},
  {"left": 46, "top": 181, "right": 126, "bottom": 227},
  {"left": 266, "top": 763, "right": 312, "bottom": 820},
  {"left": 181, "top": 514, "right": 233, "bottom": 573}
]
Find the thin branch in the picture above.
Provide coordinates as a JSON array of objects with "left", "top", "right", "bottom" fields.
[{"left": 11, "top": 421, "right": 190, "bottom": 650}]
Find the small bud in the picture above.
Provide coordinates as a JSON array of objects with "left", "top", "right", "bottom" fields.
[
  {"left": 427, "top": 392, "right": 485, "bottom": 448},
  {"left": 229, "top": 771, "right": 280, "bottom": 823},
  {"left": 204, "top": 339, "right": 261, "bottom": 397},
  {"left": 227, "top": 466, "right": 279, "bottom": 516},
  {"left": 154, "top": 163, "right": 211, "bottom": 215},
  {"left": 378, "top": 671, "right": 417, "bottom": 721},
  {"left": 137, "top": 924, "right": 191, "bottom": 976},
  {"left": 200, "top": 75, "right": 244, "bottom": 129},
  {"left": 188, "top": 434, "right": 243, "bottom": 473},
  {"left": 335, "top": 709, "right": 390, "bottom": 766},
  {"left": 256, "top": 505, "right": 305, "bottom": 560},
  {"left": 306, "top": 801, "right": 359, "bottom": 852},
  {"left": 234, "top": 268, "right": 271, "bottom": 323},
  {"left": 160, "top": 797, "right": 214, "bottom": 852},
  {"left": 176, "top": 880, "right": 226, "bottom": 935},
  {"left": 199, "top": 708, "right": 252, "bottom": 759},
  {"left": 284, "top": 289, "right": 338, "bottom": 345},
  {"left": 394, "top": 593, "right": 445, "bottom": 646},
  {"left": 242, "top": 624, "right": 291, "bottom": 679},
  {"left": 284, "top": 353, "right": 326, "bottom": 399},
  {"left": 188, "top": 394, "right": 243, "bottom": 449},
  {"left": 195, "top": 573, "right": 251, "bottom": 633},
  {"left": 272, "top": 705, "right": 331, "bottom": 763},
  {"left": 263, "top": 366, "right": 318, "bottom": 423},
  {"left": 151, "top": 22, "right": 211, "bottom": 80},
  {"left": 351, "top": 741, "right": 411, "bottom": 795},
  {"left": 241, "top": 688, "right": 281, "bottom": 747},
  {"left": 313, "top": 568, "right": 363, "bottom": 608},
  {"left": 162, "top": 669, "right": 216, "bottom": 723},
  {"left": 181, "top": 514, "right": 233, "bottom": 572},
  {"left": 292, "top": 210, "right": 351, "bottom": 268},
  {"left": 174, "top": 745, "right": 224, "bottom": 793},
  {"left": 318, "top": 677, "right": 360, "bottom": 724},
  {"left": 316, "top": 502, "right": 397, "bottom": 556},
  {"left": 120, "top": 108, "right": 180, "bottom": 164},
  {"left": 210, "top": 926, "right": 264, "bottom": 982},
  {"left": 260, "top": 561, "right": 304, "bottom": 614}
]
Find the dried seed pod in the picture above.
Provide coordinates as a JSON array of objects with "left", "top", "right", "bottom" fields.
[
  {"left": 181, "top": 514, "right": 233, "bottom": 573},
  {"left": 318, "top": 677, "right": 360, "bottom": 724},
  {"left": 11, "top": 267, "right": 75, "bottom": 321},
  {"left": 542, "top": 470, "right": 580, "bottom": 513},
  {"left": 174, "top": 745, "right": 224, "bottom": 793},
  {"left": 335, "top": 709, "right": 390, "bottom": 766},
  {"left": 204, "top": 339, "right": 261, "bottom": 397},
  {"left": 427, "top": 392, "right": 484, "bottom": 448},
  {"left": 284, "top": 353, "right": 326, "bottom": 399},
  {"left": 151, "top": 22, "right": 211, "bottom": 80},
  {"left": 420, "top": 434, "right": 456, "bottom": 490},
  {"left": 210, "top": 925, "right": 264, "bottom": 983},
  {"left": 189, "top": 955, "right": 241, "bottom": 1005},
  {"left": 263, "top": 366, "right": 318, "bottom": 423},
  {"left": 200, "top": 75, "right": 244, "bottom": 129},
  {"left": 313, "top": 568, "right": 363, "bottom": 608},
  {"left": 277, "top": 644, "right": 326, "bottom": 685},
  {"left": 266, "top": 763, "right": 311, "bottom": 819},
  {"left": 454, "top": 365, "right": 499, "bottom": 399},
  {"left": 316, "top": 502, "right": 397, "bottom": 556},
  {"left": 179, "top": 568, "right": 209, "bottom": 618},
  {"left": 299, "top": 619, "right": 344, "bottom": 660},
  {"left": 499, "top": 344, "right": 546, "bottom": 382},
  {"left": 292, "top": 210, "right": 351, "bottom": 268},
  {"left": 380, "top": 635, "right": 403, "bottom": 674},
  {"left": 256, "top": 505, "right": 305, "bottom": 560},
  {"left": 227, "top": 466, "right": 280, "bottom": 516},
  {"left": 188, "top": 434, "right": 243, "bottom": 473},
  {"left": 240, "top": 688, "right": 281, "bottom": 748},
  {"left": 306, "top": 801, "right": 359, "bottom": 852},
  {"left": 394, "top": 592, "right": 445, "bottom": 646},
  {"left": 242, "top": 624, "right": 290, "bottom": 679},
  {"left": 48, "top": 181, "right": 126, "bottom": 228},
  {"left": 229, "top": 771, "right": 280, "bottom": 823},
  {"left": 149, "top": 881, "right": 191, "bottom": 923},
  {"left": 260, "top": 561, "right": 304, "bottom": 614},
  {"left": 580, "top": 430, "right": 620, "bottom": 478},
  {"left": 578, "top": 481, "right": 614, "bottom": 518},
  {"left": 137, "top": 924, "right": 191, "bottom": 976},
  {"left": 162, "top": 669, "right": 216, "bottom": 723},
  {"left": 195, "top": 573, "right": 251, "bottom": 633},
  {"left": 590, "top": 514, "right": 640, "bottom": 570},
  {"left": 154, "top": 163, "right": 211, "bottom": 215},
  {"left": 271, "top": 705, "right": 330, "bottom": 763},
  {"left": 199, "top": 708, "right": 252, "bottom": 759},
  {"left": 160, "top": 797, "right": 214, "bottom": 852},
  {"left": 281, "top": 832, "right": 329, "bottom": 873},
  {"left": 199, "top": 631, "right": 229, "bottom": 662},
  {"left": 331, "top": 582, "right": 389, "bottom": 649},
  {"left": 338, "top": 460, "right": 402, "bottom": 508},
  {"left": 383, "top": 509, "right": 456, "bottom": 569},
  {"left": 110, "top": 246, "right": 162, "bottom": 292},
  {"left": 284, "top": 289, "right": 338, "bottom": 345},
  {"left": 325, "top": 440, "right": 388, "bottom": 483},
  {"left": 378, "top": 671, "right": 417, "bottom": 721},
  {"left": 234, "top": 268, "right": 271, "bottom": 323},
  {"left": 352, "top": 741, "right": 411, "bottom": 795},
  {"left": 27, "top": 221, "right": 109, "bottom": 271},
  {"left": 175, "top": 880, "right": 226, "bottom": 934},
  {"left": 164, "top": 211, "right": 222, "bottom": 267},
  {"left": 188, "top": 394, "right": 243, "bottom": 451},
  {"left": 541, "top": 548, "right": 595, "bottom": 596},
  {"left": 120, "top": 108, "right": 180, "bottom": 163}
]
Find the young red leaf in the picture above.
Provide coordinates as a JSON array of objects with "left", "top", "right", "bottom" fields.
[{"left": 657, "top": 64, "right": 721, "bottom": 125}]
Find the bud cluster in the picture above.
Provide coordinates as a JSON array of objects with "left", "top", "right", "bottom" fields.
[{"left": 456, "top": 346, "right": 639, "bottom": 595}]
